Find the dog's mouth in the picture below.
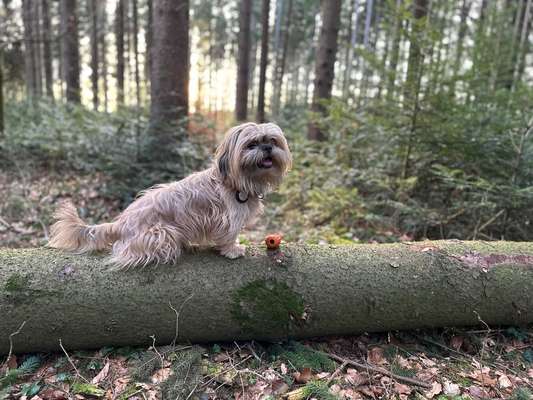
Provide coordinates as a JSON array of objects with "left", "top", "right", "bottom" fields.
[{"left": 258, "top": 157, "right": 273, "bottom": 169}]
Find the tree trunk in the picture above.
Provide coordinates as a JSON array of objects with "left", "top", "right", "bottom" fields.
[
  {"left": 256, "top": 0, "right": 270, "bottom": 123},
  {"left": 0, "top": 50, "right": 3, "bottom": 136},
  {"left": 235, "top": 0, "right": 252, "bottom": 121},
  {"left": 132, "top": 0, "right": 140, "bottom": 109},
  {"left": 115, "top": 0, "right": 125, "bottom": 106},
  {"left": 308, "top": 0, "right": 342, "bottom": 141},
  {"left": 98, "top": 0, "right": 108, "bottom": 112},
  {"left": 60, "top": 0, "right": 80, "bottom": 103},
  {"left": 403, "top": 0, "right": 428, "bottom": 108},
  {"left": 148, "top": 0, "right": 189, "bottom": 155},
  {"left": 1, "top": 241, "right": 533, "bottom": 354},
  {"left": 89, "top": 0, "right": 99, "bottom": 110},
  {"left": 514, "top": 0, "right": 532, "bottom": 86},
  {"left": 22, "top": 0, "right": 37, "bottom": 101},
  {"left": 33, "top": 0, "right": 43, "bottom": 98},
  {"left": 42, "top": 0, "right": 53, "bottom": 99},
  {"left": 342, "top": 0, "right": 359, "bottom": 99},
  {"left": 271, "top": 0, "right": 293, "bottom": 117},
  {"left": 386, "top": 0, "right": 403, "bottom": 102},
  {"left": 450, "top": 0, "right": 471, "bottom": 97},
  {"left": 145, "top": 0, "right": 153, "bottom": 86}
]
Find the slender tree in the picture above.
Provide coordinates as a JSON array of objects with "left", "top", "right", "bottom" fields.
[
  {"left": 271, "top": 0, "right": 293, "bottom": 117},
  {"left": 22, "top": 0, "right": 37, "bottom": 100},
  {"left": 132, "top": 0, "right": 140, "bottom": 108},
  {"left": 145, "top": 0, "right": 152, "bottom": 84},
  {"left": 235, "top": 0, "right": 252, "bottom": 121},
  {"left": 403, "top": 0, "right": 428, "bottom": 107},
  {"left": 33, "top": 1, "right": 43, "bottom": 97},
  {"left": 115, "top": 0, "right": 125, "bottom": 106},
  {"left": 514, "top": 0, "right": 532, "bottom": 86},
  {"left": 98, "top": 0, "right": 108, "bottom": 111},
  {"left": 343, "top": 0, "right": 359, "bottom": 99},
  {"left": 41, "top": 0, "right": 53, "bottom": 98},
  {"left": 60, "top": 0, "right": 81, "bottom": 103},
  {"left": 0, "top": 50, "right": 4, "bottom": 135},
  {"left": 89, "top": 0, "right": 99, "bottom": 110},
  {"left": 386, "top": 0, "right": 403, "bottom": 102},
  {"left": 451, "top": 0, "right": 471, "bottom": 96},
  {"left": 402, "top": 0, "right": 429, "bottom": 178},
  {"left": 148, "top": 0, "right": 189, "bottom": 156},
  {"left": 308, "top": 0, "right": 342, "bottom": 141},
  {"left": 256, "top": 0, "right": 270, "bottom": 123}
]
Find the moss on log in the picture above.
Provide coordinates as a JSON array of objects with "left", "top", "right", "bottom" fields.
[{"left": 1, "top": 241, "right": 533, "bottom": 354}]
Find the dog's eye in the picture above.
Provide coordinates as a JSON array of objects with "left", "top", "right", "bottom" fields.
[
  {"left": 270, "top": 138, "right": 278, "bottom": 146},
  {"left": 247, "top": 142, "right": 258, "bottom": 149}
]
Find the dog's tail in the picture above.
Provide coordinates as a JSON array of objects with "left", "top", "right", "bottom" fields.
[{"left": 48, "top": 201, "right": 118, "bottom": 253}]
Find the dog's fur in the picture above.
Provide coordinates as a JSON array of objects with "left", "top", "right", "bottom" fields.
[{"left": 48, "top": 122, "right": 292, "bottom": 268}]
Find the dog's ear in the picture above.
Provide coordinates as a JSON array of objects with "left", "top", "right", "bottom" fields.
[
  {"left": 215, "top": 123, "right": 255, "bottom": 179},
  {"left": 217, "top": 151, "right": 230, "bottom": 179}
]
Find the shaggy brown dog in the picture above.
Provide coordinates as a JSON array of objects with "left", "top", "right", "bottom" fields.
[{"left": 48, "top": 122, "right": 292, "bottom": 268}]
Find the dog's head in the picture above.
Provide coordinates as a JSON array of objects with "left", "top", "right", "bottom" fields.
[{"left": 214, "top": 122, "right": 292, "bottom": 195}]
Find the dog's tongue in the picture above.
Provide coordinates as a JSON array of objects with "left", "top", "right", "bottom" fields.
[{"left": 261, "top": 158, "right": 273, "bottom": 168}]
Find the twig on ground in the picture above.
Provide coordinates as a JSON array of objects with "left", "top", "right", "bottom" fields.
[
  {"left": 1, "top": 321, "right": 26, "bottom": 371},
  {"left": 149, "top": 335, "right": 165, "bottom": 368},
  {"left": 326, "top": 360, "right": 348, "bottom": 384},
  {"left": 322, "top": 351, "right": 432, "bottom": 389},
  {"left": 59, "top": 338, "right": 90, "bottom": 383},
  {"left": 474, "top": 311, "right": 491, "bottom": 390}
]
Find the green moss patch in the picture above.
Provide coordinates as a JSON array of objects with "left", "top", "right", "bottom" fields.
[
  {"left": 4, "top": 273, "right": 31, "bottom": 292},
  {"left": 231, "top": 279, "right": 305, "bottom": 336}
]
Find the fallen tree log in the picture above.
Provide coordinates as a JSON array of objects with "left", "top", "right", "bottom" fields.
[{"left": 1, "top": 241, "right": 533, "bottom": 354}]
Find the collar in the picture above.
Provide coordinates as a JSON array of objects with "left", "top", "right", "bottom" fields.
[{"left": 236, "top": 191, "right": 264, "bottom": 203}]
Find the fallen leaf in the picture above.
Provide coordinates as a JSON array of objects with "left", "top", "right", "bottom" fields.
[
  {"left": 112, "top": 377, "right": 130, "bottom": 395},
  {"left": 271, "top": 379, "right": 289, "bottom": 396},
  {"left": 344, "top": 368, "right": 368, "bottom": 387},
  {"left": 450, "top": 336, "right": 464, "bottom": 351},
  {"left": 468, "top": 371, "right": 497, "bottom": 387},
  {"left": 39, "top": 389, "right": 68, "bottom": 400},
  {"left": 214, "top": 352, "right": 230, "bottom": 362},
  {"left": 280, "top": 363, "right": 287, "bottom": 375},
  {"left": 394, "top": 383, "right": 412, "bottom": 395},
  {"left": 293, "top": 368, "right": 313, "bottom": 384},
  {"left": 6, "top": 355, "right": 17, "bottom": 370},
  {"left": 367, "top": 347, "right": 386, "bottom": 365},
  {"left": 498, "top": 374, "right": 512, "bottom": 389},
  {"left": 91, "top": 362, "right": 110, "bottom": 385},
  {"left": 425, "top": 382, "right": 442, "bottom": 399},
  {"left": 468, "top": 385, "right": 491, "bottom": 399},
  {"left": 443, "top": 381, "right": 460, "bottom": 396},
  {"left": 315, "top": 372, "right": 330, "bottom": 379},
  {"left": 151, "top": 367, "right": 172, "bottom": 384}
]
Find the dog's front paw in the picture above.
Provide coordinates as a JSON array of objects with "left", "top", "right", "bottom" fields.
[{"left": 220, "top": 244, "right": 246, "bottom": 259}]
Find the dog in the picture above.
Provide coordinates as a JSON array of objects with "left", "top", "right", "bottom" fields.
[{"left": 48, "top": 122, "right": 292, "bottom": 268}]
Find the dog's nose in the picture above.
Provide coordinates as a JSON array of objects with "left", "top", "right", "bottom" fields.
[{"left": 261, "top": 144, "right": 273, "bottom": 153}]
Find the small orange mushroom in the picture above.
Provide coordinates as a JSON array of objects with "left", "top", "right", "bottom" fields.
[{"left": 265, "top": 234, "right": 282, "bottom": 250}]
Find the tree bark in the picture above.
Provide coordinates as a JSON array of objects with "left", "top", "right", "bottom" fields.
[
  {"left": 271, "top": 0, "right": 293, "bottom": 117},
  {"left": 60, "top": 0, "right": 80, "bottom": 103},
  {"left": 89, "top": 0, "right": 99, "bottom": 110},
  {"left": 235, "top": 0, "right": 252, "bottom": 121},
  {"left": 115, "top": 0, "right": 125, "bottom": 106},
  {"left": 132, "top": 0, "right": 140, "bottom": 109},
  {"left": 42, "top": 0, "right": 53, "bottom": 99},
  {"left": 1, "top": 241, "right": 533, "bottom": 354},
  {"left": 308, "top": 0, "right": 342, "bottom": 141},
  {"left": 256, "top": 0, "right": 270, "bottom": 123},
  {"left": 148, "top": 0, "right": 189, "bottom": 155},
  {"left": 98, "top": 0, "right": 108, "bottom": 112},
  {"left": 33, "top": 0, "right": 43, "bottom": 98},
  {"left": 386, "top": 0, "right": 403, "bottom": 103},
  {"left": 403, "top": 0, "right": 428, "bottom": 108},
  {"left": 22, "top": 0, "right": 37, "bottom": 101},
  {"left": 0, "top": 50, "right": 3, "bottom": 135}
]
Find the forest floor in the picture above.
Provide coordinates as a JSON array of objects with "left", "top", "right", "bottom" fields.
[{"left": 1, "top": 170, "right": 532, "bottom": 400}]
